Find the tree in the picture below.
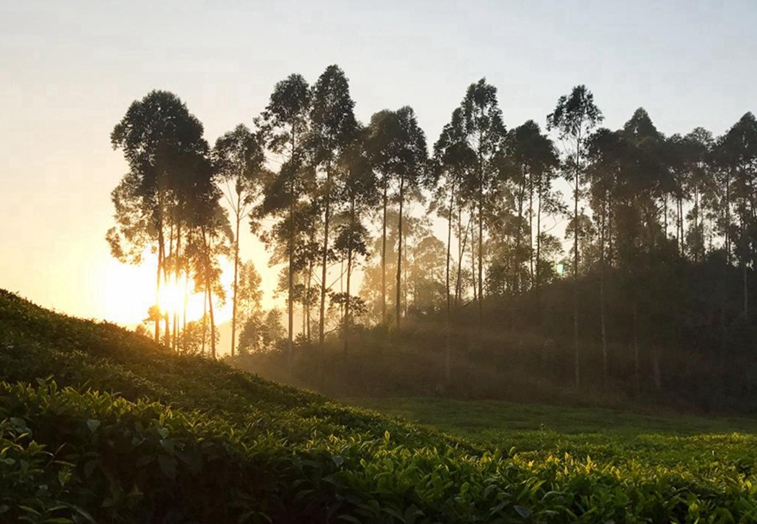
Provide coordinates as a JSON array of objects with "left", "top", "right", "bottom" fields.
[
  {"left": 432, "top": 107, "right": 476, "bottom": 381},
  {"left": 334, "top": 127, "right": 376, "bottom": 352},
  {"left": 546, "top": 85, "right": 603, "bottom": 388},
  {"left": 309, "top": 65, "right": 359, "bottom": 351},
  {"left": 256, "top": 74, "right": 312, "bottom": 371},
  {"left": 721, "top": 113, "right": 757, "bottom": 318},
  {"left": 503, "top": 120, "right": 560, "bottom": 296},
  {"left": 236, "top": 259, "right": 263, "bottom": 327},
  {"left": 366, "top": 107, "right": 427, "bottom": 329},
  {"left": 457, "top": 79, "right": 507, "bottom": 340},
  {"left": 110, "top": 90, "right": 210, "bottom": 346},
  {"left": 213, "top": 124, "right": 265, "bottom": 357}
]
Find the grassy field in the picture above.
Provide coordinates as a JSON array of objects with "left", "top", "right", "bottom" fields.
[
  {"left": 350, "top": 396, "right": 757, "bottom": 471},
  {"left": 5, "top": 288, "right": 757, "bottom": 523}
]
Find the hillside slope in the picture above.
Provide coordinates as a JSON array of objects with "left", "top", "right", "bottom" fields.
[{"left": 1, "top": 289, "right": 757, "bottom": 523}]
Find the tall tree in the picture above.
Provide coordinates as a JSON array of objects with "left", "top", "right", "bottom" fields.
[
  {"left": 334, "top": 127, "right": 375, "bottom": 351},
  {"left": 546, "top": 85, "right": 603, "bottom": 388},
  {"left": 110, "top": 90, "right": 209, "bottom": 345},
  {"left": 367, "top": 107, "right": 427, "bottom": 329},
  {"left": 309, "top": 65, "right": 359, "bottom": 350},
  {"left": 456, "top": 79, "right": 507, "bottom": 340},
  {"left": 722, "top": 113, "right": 757, "bottom": 318},
  {"left": 256, "top": 74, "right": 312, "bottom": 370},
  {"left": 213, "top": 124, "right": 265, "bottom": 357},
  {"left": 433, "top": 107, "right": 476, "bottom": 381}
]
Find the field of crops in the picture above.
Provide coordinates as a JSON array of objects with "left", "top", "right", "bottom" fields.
[{"left": 3, "top": 288, "right": 757, "bottom": 523}]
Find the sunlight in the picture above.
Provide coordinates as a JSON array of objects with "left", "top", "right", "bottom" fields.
[
  {"left": 158, "top": 277, "right": 206, "bottom": 322},
  {"left": 103, "top": 251, "right": 219, "bottom": 327}
]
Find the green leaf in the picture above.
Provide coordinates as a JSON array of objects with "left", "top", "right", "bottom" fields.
[
  {"left": 86, "top": 419, "right": 100, "bottom": 433},
  {"left": 158, "top": 454, "right": 176, "bottom": 480}
]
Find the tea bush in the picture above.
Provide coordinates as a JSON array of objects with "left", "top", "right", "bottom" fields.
[{"left": 3, "top": 289, "right": 757, "bottom": 523}]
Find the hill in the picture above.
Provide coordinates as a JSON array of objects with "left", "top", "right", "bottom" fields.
[{"left": 2, "top": 289, "right": 757, "bottom": 523}]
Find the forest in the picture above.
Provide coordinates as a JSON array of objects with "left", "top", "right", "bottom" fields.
[{"left": 107, "top": 65, "right": 757, "bottom": 412}]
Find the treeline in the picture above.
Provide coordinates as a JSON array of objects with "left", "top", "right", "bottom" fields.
[{"left": 108, "top": 65, "right": 757, "bottom": 408}]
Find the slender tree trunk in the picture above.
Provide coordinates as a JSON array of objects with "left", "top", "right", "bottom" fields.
[
  {"left": 208, "top": 280, "right": 216, "bottom": 359},
  {"left": 164, "top": 223, "right": 174, "bottom": 347},
  {"left": 445, "top": 184, "right": 454, "bottom": 384},
  {"left": 535, "top": 181, "right": 543, "bottom": 327},
  {"left": 515, "top": 179, "right": 524, "bottom": 294},
  {"left": 744, "top": 240, "right": 749, "bottom": 318},
  {"left": 471, "top": 223, "right": 477, "bottom": 302},
  {"left": 600, "top": 197, "right": 608, "bottom": 387},
  {"left": 344, "top": 199, "right": 355, "bottom": 355},
  {"left": 307, "top": 260, "right": 313, "bottom": 342},
  {"left": 381, "top": 178, "right": 388, "bottom": 324},
  {"left": 155, "top": 229, "right": 163, "bottom": 343},
  {"left": 396, "top": 178, "right": 405, "bottom": 329},
  {"left": 173, "top": 222, "right": 182, "bottom": 352},
  {"left": 319, "top": 165, "right": 331, "bottom": 348},
  {"left": 201, "top": 287, "right": 208, "bottom": 356},
  {"left": 478, "top": 191, "right": 484, "bottom": 342},
  {"left": 528, "top": 171, "right": 534, "bottom": 287},
  {"left": 231, "top": 199, "right": 241, "bottom": 357},
  {"left": 633, "top": 301, "right": 640, "bottom": 396},
  {"left": 287, "top": 180, "right": 294, "bottom": 374},
  {"left": 203, "top": 229, "right": 217, "bottom": 359},
  {"left": 573, "top": 153, "right": 580, "bottom": 389},
  {"left": 455, "top": 211, "right": 469, "bottom": 309}
]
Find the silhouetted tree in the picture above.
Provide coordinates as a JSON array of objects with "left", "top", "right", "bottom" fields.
[{"left": 547, "top": 85, "right": 603, "bottom": 387}]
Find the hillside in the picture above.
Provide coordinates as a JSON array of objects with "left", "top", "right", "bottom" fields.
[{"left": 2, "top": 289, "right": 757, "bottom": 523}]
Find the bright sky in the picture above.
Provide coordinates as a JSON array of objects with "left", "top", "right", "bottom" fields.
[{"left": 1, "top": 0, "right": 755, "bottom": 326}]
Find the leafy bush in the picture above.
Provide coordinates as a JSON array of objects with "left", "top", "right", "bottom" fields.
[{"left": 3, "top": 288, "right": 757, "bottom": 523}]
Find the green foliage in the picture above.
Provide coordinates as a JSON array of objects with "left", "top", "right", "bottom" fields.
[{"left": 5, "top": 288, "right": 757, "bottom": 522}]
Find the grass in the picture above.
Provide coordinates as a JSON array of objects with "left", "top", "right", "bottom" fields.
[
  {"left": 349, "top": 396, "right": 757, "bottom": 474},
  {"left": 4, "top": 288, "right": 757, "bottom": 523}
]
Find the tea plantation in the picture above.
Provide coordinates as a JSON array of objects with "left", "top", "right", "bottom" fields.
[{"left": 2, "top": 289, "right": 757, "bottom": 523}]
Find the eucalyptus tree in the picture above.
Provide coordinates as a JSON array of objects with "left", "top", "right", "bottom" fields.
[
  {"left": 366, "top": 107, "right": 427, "bottom": 329},
  {"left": 256, "top": 73, "right": 312, "bottom": 366},
  {"left": 309, "top": 65, "right": 359, "bottom": 349},
  {"left": 504, "top": 120, "right": 559, "bottom": 295},
  {"left": 546, "top": 85, "right": 603, "bottom": 388},
  {"left": 682, "top": 128, "right": 714, "bottom": 262},
  {"left": 433, "top": 108, "right": 476, "bottom": 320},
  {"left": 455, "top": 79, "right": 507, "bottom": 338},
  {"left": 110, "top": 90, "right": 209, "bottom": 344},
  {"left": 333, "top": 127, "right": 376, "bottom": 351},
  {"left": 586, "top": 127, "right": 625, "bottom": 385},
  {"left": 213, "top": 124, "right": 265, "bottom": 356},
  {"left": 366, "top": 108, "right": 427, "bottom": 327},
  {"left": 432, "top": 107, "right": 476, "bottom": 381},
  {"left": 613, "top": 108, "right": 670, "bottom": 393},
  {"left": 721, "top": 112, "right": 757, "bottom": 317}
]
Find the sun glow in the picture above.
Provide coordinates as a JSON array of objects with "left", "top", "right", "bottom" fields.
[{"left": 157, "top": 277, "right": 206, "bottom": 322}]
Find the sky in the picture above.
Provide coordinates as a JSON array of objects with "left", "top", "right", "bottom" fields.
[{"left": 1, "top": 0, "right": 755, "bottom": 327}]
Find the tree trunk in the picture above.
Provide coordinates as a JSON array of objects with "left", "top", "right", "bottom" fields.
[
  {"left": 633, "top": 301, "right": 640, "bottom": 396},
  {"left": 573, "top": 160, "right": 580, "bottom": 389},
  {"left": 319, "top": 166, "right": 331, "bottom": 348},
  {"left": 381, "top": 178, "right": 388, "bottom": 324},
  {"left": 535, "top": 181, "right": 542, "bottom": 327},
  {"left": 396, "top": 178, "right": 405, "bottom": 329},
  {"left": 155, "top": 232, "right": 163, "bottom": 343},
  {"left": 478, "top": 192, "right": 484, "bottom": 342},
  {"left": 231, "top": 198, "right": 241, "bottom": 357},
  {"left": 344, "top": 199, "right": 355, "bottom": 355},
  {"left": 445, "top": 184, "right": 454, "bottom": 385},
  {"left": 287, "top": 174, "right": 294, "bottom": 374},
  {"left": 600, "top": 197, "right": 608, "bottom": 387}
]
